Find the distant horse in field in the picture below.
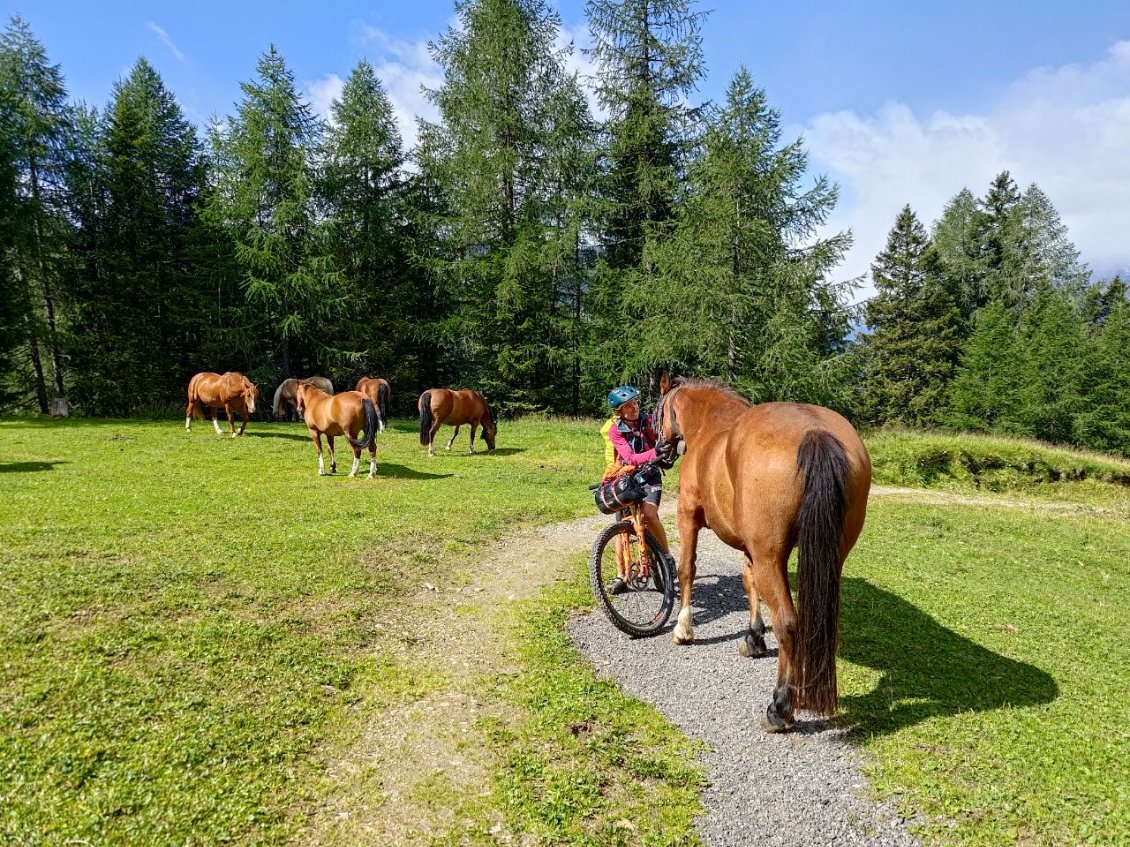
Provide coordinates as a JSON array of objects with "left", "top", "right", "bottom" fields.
[
  {"left": 273, "top": 376, "right": 334, "bottom": 421},
  {"left": 295, "top": 383, "right": 378, "bottom": 478},
  {"left": 418, "top": 389, "right": 496, "bottom": 457},
  {"left": 654, "top": 378, "right": 871, "bottom": 732},
  {"left": 186, "top": 371, "right": 260, "bottom": 437},
  {"left": 355, "top": 377, "right": 391, "bottom": 433}
]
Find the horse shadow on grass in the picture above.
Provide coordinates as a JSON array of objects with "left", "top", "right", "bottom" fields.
[
  {"left": 377, "top": 463, "right": 452, "bottom": 480},
  {"left": 685, "top": 573, "right": 1058, "bottom": 737},
  {"left": 0, "top": 460, "right": 66, "bottom": 473}
]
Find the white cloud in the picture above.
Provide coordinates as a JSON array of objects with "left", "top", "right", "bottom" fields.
[
  {"left": 358, "top": 24, "right": 444, "bottom": 152},
  {"left": 146, "top": 22, "right": 185, "bottom": 62},
  {"left": 305, "top": 74, "right": 345, "bottom": 123},
  {"left": 803, "top": 40, "right": 1130, "bottom": 301}
]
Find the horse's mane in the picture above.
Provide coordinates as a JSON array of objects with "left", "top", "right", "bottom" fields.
[{"left": 670, "top": 376, "right": 751, "bottom": 408}]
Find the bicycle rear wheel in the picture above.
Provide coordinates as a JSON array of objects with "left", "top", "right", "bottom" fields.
[{"left": 589, "top": 519, "right": 675, "bottom": 637}]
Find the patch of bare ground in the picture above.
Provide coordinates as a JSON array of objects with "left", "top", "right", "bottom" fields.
[{"left": 301, "top": 512, "right": 617, "bottom": 847}]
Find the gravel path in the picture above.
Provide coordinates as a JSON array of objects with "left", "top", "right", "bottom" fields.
[{"left": 568, "top": 524, "right": 921, "bottom": 847}]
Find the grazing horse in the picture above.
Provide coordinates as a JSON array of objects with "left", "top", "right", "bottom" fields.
[
  {"left": 185, "top": 371, "right": 260, "bottom": 437},
  {"left": 418, "top": 389, "right": 496, "bottom": 457},
  {"left": 273, "top": 376, "right": 334, "bottom": 421},
  {"left": 295, "top": 383, "right": 378, "bottom": 478},
  {"left": 654, "top": 378, "right": 871, "bottom": 733},
  {"left": 355, "top": 377, "right": 391, "bottom": 433}
]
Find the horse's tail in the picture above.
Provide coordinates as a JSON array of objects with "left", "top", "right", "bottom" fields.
[
  {"left": 272, "top": 381, "right": 287, "bottom": 419},
  {"left": 418, "top": 391, "right": 433, "bottom": 445},
  {"left": 187, "top": 374, "right": 204, "bottom": 419},
  {"left": 377, "top": 381, "right": 390, "bottom": 429},
  {"left": 794, "top": 429, "right": 849, "bottom": 716},
  {"left": 347, "top": 398, "right": 378, "bottom": 451}
]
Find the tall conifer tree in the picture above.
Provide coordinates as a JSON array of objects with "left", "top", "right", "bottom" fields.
[
  {"left": 860, "top": 205, "right": 962, "bottom": 426},
  {"left": 0, "top": 15, "right": 73, "bottom": 411}
]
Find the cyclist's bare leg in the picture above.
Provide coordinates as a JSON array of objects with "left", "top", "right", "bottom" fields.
[
  {"left": 739, "top": 553, "right": 768, "bottom": 657},
  {"left": 640, "top": 501, "right": 669, "bottom": 554},
  {"left": 672, "top": 507, "right": 699, "bottom": 645},
  {"left": 445, "top": 425, "right": 460, "bottom": 451}
]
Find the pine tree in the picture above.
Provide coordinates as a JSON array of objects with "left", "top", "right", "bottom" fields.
[
  {"left": 931, "top": 188, "right": 983, "bottom": 321},
  {"left": 0, "top": 78, "right": 24, "bottom": 406},
  {"left": 1075, "top": 283, "right": 1130, "bottom": 455},
  {"left": 0, "top": 15, "right": 73, "bottom": 411},
  {"left": 859, "top": 206, "right": 963, "bottom": 426},
  {"left": 208, "top": 45, "right": 337, "bottom": 381}
]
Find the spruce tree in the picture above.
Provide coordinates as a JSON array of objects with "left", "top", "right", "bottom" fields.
[
  {"left": 638, "top": 68, "right": 852, "bottom": 406},
  {"left": 67, "top": 58, "right": 208, "bottom": 413},
  {"left": 0, "top": 15, "right": 73, "bottom": 411},
  {"left": 319, "top": 59, "right": 418, "bottom": 390},
  {"left": 419, "top": 0, "right": 592, "bottom": 410},
  {"left": 208, "top": 45, "right": 336, "bottom": 381},
  {"left": 860, "top": 205, "right": 962, "bottom": 426},
  {"left": 1075, "top": 281, "right": 1130, "bottom": 455},
  {"left": 946, "top": 298, "right": 1023, "bottom": 432}
]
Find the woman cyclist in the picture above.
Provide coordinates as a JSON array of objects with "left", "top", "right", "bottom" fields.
[{"left": 601, "top": 385, "right": 673, "bottom": 593}]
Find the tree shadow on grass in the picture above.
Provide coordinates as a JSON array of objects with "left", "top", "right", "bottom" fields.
[
  {"left": 836, "top": 577, "right": 1058, "bottom": 736},
  {"left": 0, "top": 460, "right": 66, "bottom": 473}
]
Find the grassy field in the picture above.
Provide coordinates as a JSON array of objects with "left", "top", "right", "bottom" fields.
[{"left": 1, "top": 418, "right": 1128, "bottom": 846}]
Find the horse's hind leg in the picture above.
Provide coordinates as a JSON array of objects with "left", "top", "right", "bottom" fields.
[
  {"left": 738, "top": 554, "right": 769, "bottom": 658},
  {"left": 327, "top": 435, "right": 337, "bottom": 474},
  {"left": 348, "top": 442, "right": 361, "bottom": 477},
  {"left": 367, "top": 440, "right": 377, "bottom": 479},
  {"left": 428, "top": 420, "right": 442, "bottom": 457},
  {"left": 185, "top": 398, "right": 194, "bottom": 431},
  {"left": 748, "top": 546, "right": 799, "bottom": 732},
  {"left": 445, "top": 425, "right": 460, "bottom": 452}
]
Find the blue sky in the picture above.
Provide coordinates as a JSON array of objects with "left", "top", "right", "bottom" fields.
[{"left": 6, "top": 1, "right": 1130, "bottom": 294}]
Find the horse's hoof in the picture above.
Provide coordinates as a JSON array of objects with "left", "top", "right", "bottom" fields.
[
  {"left": 738, "top": 634, "right": 767, "bottom": 658},
  {"left": 761, "top": 715, "right": 794, "bottom": 733}
]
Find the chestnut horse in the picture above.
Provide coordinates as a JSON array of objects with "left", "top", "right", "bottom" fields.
[
  {"left": 295, "top": 383, "right": 378, "bottom": 478},
  {"left": 185, "top": 371, "right": 260, "bottom": 437},
  {"left": 655, "top": 378, "right": 871, "bottom": 732},
  {"left": 418, "top": 389, "right": 496, "bottom": 457},
  {"left": 273, "top": 377, "right": 334, "bottom": 421},
  {"left": 355, "top": 377, "right": 391, "bottom": 433}
]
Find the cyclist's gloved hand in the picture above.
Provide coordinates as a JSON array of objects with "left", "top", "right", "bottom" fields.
[{"left": 655, "top": 442, "right": 677, "bottom": 469}]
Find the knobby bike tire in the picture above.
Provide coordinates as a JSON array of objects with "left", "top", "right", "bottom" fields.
[{"left": 589, "top": 519, "right": 676, "bottom": 638}]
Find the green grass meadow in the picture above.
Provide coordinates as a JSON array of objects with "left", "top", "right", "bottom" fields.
[{"left": 1, "top": 418, "right": 1128, "bottom": 846}]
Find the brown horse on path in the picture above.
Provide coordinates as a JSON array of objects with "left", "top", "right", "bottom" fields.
[
  {"left": 418, "top": 389, "right": 496, "bottom": 457},
  {"left": 355, "top": 377, "right": 391, "bottom": 433},
  {"left": 654, "top": 378, "right": 871, "bottom": 733},
  {"left": 273, "top": 376, "right": 334, "bottom": 421},
  {"left": 295, "top": 383, "right": 378, "bottom": 478},
  {"left": 186, "top": 372, "right": 260, "bottom": 437}
]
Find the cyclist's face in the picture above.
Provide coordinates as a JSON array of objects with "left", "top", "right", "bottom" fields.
[{"left": 618, "top": 398, "right": 640, "bottom": 421}]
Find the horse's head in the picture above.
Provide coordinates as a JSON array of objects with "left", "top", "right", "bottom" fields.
[
  {"left": 242, "top": 378, "right": 260, "bottom": 415},
  {"left": 654, "top": 380, "right": 686, "bottom": 463},
  {"left": 482, "top": 400, "right": 497, "bottom": 451}
]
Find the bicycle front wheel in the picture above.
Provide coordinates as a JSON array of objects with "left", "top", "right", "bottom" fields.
[{"left": 589, "top": 519, "right": 675, "bottom": 637}]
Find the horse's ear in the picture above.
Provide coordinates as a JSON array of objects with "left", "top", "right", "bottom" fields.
[{"left": 659, "top": 373, "right": 672, "bottom": 395}]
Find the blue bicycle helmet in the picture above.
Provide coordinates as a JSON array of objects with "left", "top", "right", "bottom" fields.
[{"left": 607, "top": 385, "right": 640, "bottom": 409}]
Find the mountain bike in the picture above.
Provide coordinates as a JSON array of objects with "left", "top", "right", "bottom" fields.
[{"left": 588, "top": 462, "right": 677, "bottom": 637}]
